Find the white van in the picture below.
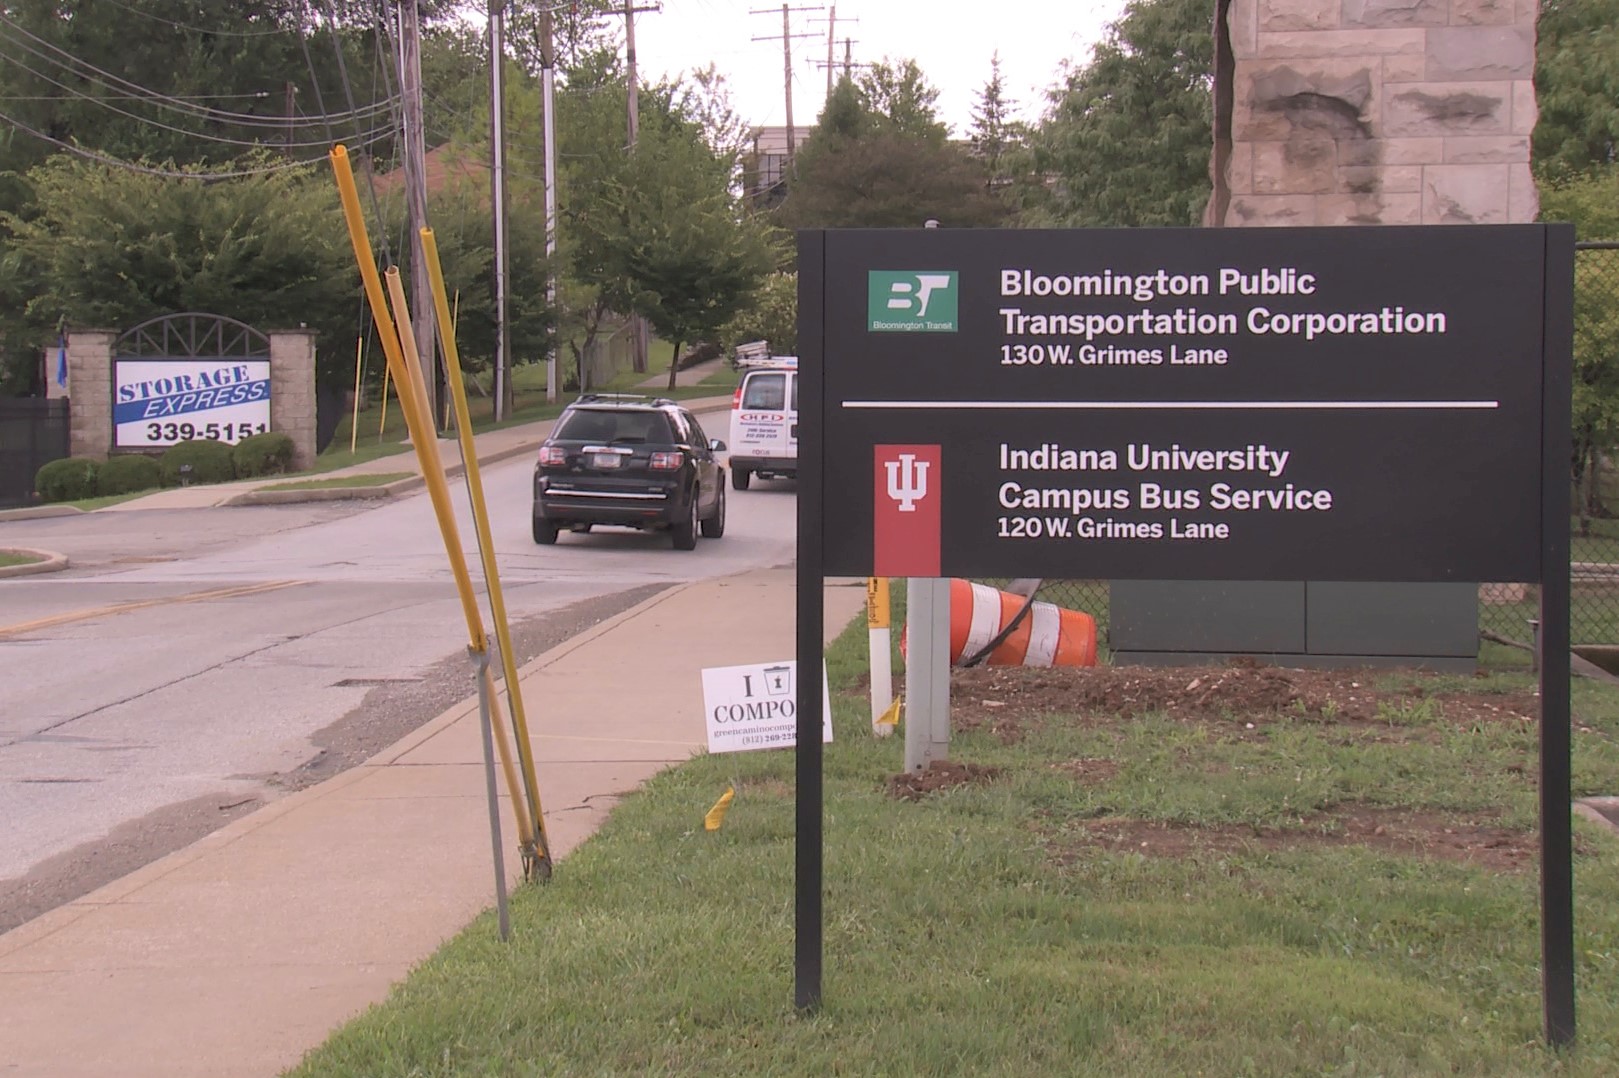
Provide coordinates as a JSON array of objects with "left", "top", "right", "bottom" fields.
[{"left": 728, "top": 353, "right": 797, "bottom": 490}]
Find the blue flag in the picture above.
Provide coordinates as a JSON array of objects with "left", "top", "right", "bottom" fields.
[{"left": 55, "top": 334, "right": 67, "bottom": 388}]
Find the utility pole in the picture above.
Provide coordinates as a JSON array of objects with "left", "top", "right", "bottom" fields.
[
  {"left": 751, "top": 5, "right": 820, "bottom": 170},
  {"left": 539, "top": 0, "right": 559, "bottom": 401},
  {"left": 811, "top": 6, "right": 855, "bottom": 100},
  {"left": 825, "top": 7, "right": 832, "bottom": 99},
  {"left": 624, "top": 0, "right": 639, "bottom": 147},
  {"left": 489, "top": 1, "right": 511, "bottom": 421},
  {"left": 284, "top": 81, "right": 296, "bottom": 157},
  {"left": 612, "top": 1, "right": 660, "bottom": 375},
  {"left": 810, "top": 9, "right": 857, "bottom": 98},
  {"left": 397, "top": 0, "right": 438, "bottom": 427}
]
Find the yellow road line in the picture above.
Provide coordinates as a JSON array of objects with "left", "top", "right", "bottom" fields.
[{"left": 0, "top": 580, "right": 307, "bottom": 638}]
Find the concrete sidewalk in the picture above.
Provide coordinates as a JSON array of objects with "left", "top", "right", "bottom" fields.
[{"left": 0, "top": 569, "right": 864, "bottom": 1078}]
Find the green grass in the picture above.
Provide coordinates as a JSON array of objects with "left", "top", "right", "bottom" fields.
[
  {"left": 62, "top": 491, "right": 148, "bottom": 511},
  {"left": 256, "top": 472, "right": 413, "bottom": 492},
  {"left": 288, "top": 600, "right": 1619, "bottom": 1077},
  {"left": 0, "top": 550, "right": 44, "bottom": 568}
]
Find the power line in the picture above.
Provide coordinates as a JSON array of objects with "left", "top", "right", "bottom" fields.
[
  {"left": 0, "top": 14, "right": 394, "bottom": 128},
  {"left": 0, "top": 38, "right": 391, "bottom": 149},
  {"left": 0, "top": 104, "right": 389, "bottom": 178},
  {"left": 95, "top": 0, "right": 293, "bottom": 38}
]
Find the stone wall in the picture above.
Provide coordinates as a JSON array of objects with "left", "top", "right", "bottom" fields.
[
  {"left": 268, "top": 329, "right": 317, "bottom": 471},
  {"left": 64, "top": 330, "right": 115, "bottom": 461},
  {"left": 1214, "top": 0, "right": 1539, "bottom": 226},
  {"left": 63, "top": 324, "right": 316, "bottom": 468}
]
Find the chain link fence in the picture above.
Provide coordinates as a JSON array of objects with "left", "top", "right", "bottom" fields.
[{"left": 987, "top": 244, "right": 1619, "bottom": 662}]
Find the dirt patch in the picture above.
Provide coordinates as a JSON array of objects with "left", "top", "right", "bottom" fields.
[
  {"left": 1053, "top": 757, "right": 1120, "bottom": 785},
  {"left": 1059, "top": 806, "right": 1540, "bottom": 873},
  {"left": 948, "top": 662, "right": 1540, "bottom": 743},
  {"left": 887, "top": 761, "right": 1001, "bottom": 801}
]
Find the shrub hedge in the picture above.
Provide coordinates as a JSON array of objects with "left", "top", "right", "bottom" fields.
[
  {"left": 158, "top": 439, "right": 235, "bottom": 487},
  {"left": 96, "top": 454, "right": 162, "bottom": 496},
  {"left": 232, "top": 432, "right": 295, "bottom": 478},
  {"left": 34, "top": 457, "right": 99, "bottom": 502}
]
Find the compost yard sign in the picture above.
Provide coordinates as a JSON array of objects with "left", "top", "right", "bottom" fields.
[{"left": 793, "top": 224, "right": 1576, "bottom": 1042}]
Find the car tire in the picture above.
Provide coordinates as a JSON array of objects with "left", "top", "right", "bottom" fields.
[
  {"left": 532, "top": 515, "right": 559, "bottom": 545},
  {"left": 731, "top": 467, "right": 751, "bottom": 491},
  {"left": 672, "top": 487, "right": 699, "bottom": 550},
  {"left": 701, "top": 481, "right": 726, "bottom": 539}
]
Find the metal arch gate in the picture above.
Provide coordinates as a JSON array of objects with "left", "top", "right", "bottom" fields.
[
  {"left": 114, "top": 313, "right": 273, "bottom": 450},
  {"left": 116, "top": 312, "right": 270, "bottom": 363}
]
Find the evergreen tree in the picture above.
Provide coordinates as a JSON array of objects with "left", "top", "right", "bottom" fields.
[{"left": 1534, "top": 0, "right": 1619, "bottom": 177}]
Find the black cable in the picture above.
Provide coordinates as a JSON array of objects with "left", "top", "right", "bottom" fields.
[
  {"left": 0, "top": 104, "right": 388, "bottom": 178},
  {"left": 95, "top": 0, "right": 290, "bottom": 38},
  {"left": 0, "top": 15, "right": 394, "bottom": 129},
  {"left": 0, "top": 37, "right": 390, "bottom": 149}
]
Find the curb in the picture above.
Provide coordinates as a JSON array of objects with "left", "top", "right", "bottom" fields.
[
  {"left": 0, "top": 547, "right": 70, "bottom": 578},
  {"left": 0, "top": 505, "right": 83, "bottom": 523},
  {"left": 221, "top": 400, "right": 732, "bottom": 508},
  {"left": 1575, "top": 797, "right": 1619, "bottom": 837}
]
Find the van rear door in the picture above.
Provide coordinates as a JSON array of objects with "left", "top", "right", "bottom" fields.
[{"left": 732, "top": 370, "right": 792, "bottom": 460}]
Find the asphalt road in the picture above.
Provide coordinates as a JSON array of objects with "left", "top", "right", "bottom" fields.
[{"left": 0, "top": 455, "right": 798, "bottom": 930}]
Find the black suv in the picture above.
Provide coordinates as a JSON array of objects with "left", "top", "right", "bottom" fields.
[{"left": 531, "top": 395, "right": 727, "bottom": 550}]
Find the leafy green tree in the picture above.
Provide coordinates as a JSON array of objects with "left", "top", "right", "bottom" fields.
[
  {"left": 1540, "top": 168, "right": 1619, "bottom": 526},
  {"left": 777, "top": 76, "right": 1005, "bottom": 229},
  {"left": 857, "top": 59, "right": 949, "bottom": 142},
  {"left": 0, "top": 154, "right": 357, "bottom": 383},
  {"left": 1534, "top": 0, "right": 1619, "bottom": 178},
  {"left": 1020, "top": 0, "right": 1213, "bottom": 227},
  {"left": 718, "top": 271, "right": 797, "bottom": 356}
]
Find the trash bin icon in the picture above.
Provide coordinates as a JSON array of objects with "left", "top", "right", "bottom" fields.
[{"left": 763, "top": 665, "right": 792, "bottom": 696}]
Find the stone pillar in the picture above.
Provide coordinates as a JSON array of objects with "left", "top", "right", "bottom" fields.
[
  {"left": 65, "top": 330, "right": 116, "bottom": 461},
  {"left": 1133, "top": 0, "right": 1544, "bottom": 670},
  {"left": 268, "top": 329, "right": 318, "bottom": 471},
  {"left": 1215, "top": 0, "right": 1539, "bottom": 227}
]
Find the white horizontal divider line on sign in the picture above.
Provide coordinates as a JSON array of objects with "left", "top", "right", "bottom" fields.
[{"left": 841, "top": 400, "right": 1501, "bottom": 410}]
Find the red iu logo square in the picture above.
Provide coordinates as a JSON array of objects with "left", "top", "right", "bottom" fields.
[{"left": 873, "top": 444, "right": 941, "bottom": 576}]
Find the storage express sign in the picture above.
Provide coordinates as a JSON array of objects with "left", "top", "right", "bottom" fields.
[{"left": 114, "top": 359, "right": 271, "bottom": 447}]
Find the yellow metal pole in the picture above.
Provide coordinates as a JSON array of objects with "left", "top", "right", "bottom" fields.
[
  {"left": 378, "top": 362, "right": 391, "bottom": 442},
  {"left": 482, "top": 664, "right": 534, "bottom": 845},
  {"left": 331, "top": 144, "right": 536, "bottom": 856},
  {"left": 349, "top": 335, "right": 364, "bottom": 456},
  {"left": 329, "top": 145, "right": 487, "bottom": 654},
  {"left": 420, "top": 226, "right": 549, "bottom": 866},
  {"left": 382, "top": 269, "right": 489, "bottom": 652}
]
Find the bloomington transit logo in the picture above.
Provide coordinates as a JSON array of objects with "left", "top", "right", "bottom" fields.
[{"left": 867, "top": 270, "right": 959, "bottom": 332}]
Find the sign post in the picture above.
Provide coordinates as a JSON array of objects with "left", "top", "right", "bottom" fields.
[{"left": 796, "top": 223, "right": 1575, "bottom": 1041}]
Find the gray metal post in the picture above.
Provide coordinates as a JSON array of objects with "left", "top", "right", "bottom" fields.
[
  {"left": 472, "top": 648, "right": 511, "bottom": 941},
  {"left": 903, "top": 577, "right": 951, "bottom": 772}
]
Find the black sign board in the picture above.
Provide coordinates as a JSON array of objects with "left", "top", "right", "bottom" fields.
[
  {"left": 794, "top": 224, "right": 1577, "bottom": 1045},
  {"left": 809, "top": 225, "right": 1556, "bottom": 583}
]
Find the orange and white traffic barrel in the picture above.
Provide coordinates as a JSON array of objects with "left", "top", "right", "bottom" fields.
[{"left": 903, "top": 580, "right": 1098, "bottom": 668}]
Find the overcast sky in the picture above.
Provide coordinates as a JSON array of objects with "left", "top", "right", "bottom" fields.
[{"left": 629, "top": 0, "right": 1131, "bottom": 137}]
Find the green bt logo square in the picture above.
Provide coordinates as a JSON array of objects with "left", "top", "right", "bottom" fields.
[{"left": 867, "top": 271, "right": 959, "bottom": 332}]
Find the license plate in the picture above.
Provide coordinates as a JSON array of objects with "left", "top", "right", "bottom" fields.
[{"left": 590, "top": 452, "right": 624, "bottom": 469}]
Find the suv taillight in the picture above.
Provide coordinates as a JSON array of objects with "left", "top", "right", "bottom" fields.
[
  {"left": 538, "top": 446, "right": 567, "bottom": 467},
  {"left": 649, "top": 451, "right": 683, "bottom": 471}
]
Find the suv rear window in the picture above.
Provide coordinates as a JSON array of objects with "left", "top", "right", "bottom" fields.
[
  {"left": 742, "top": 373, "right": 787, "bottom": 411},
  {"left": 555, "top": 409, "right": 673, "bottom": 443}
]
